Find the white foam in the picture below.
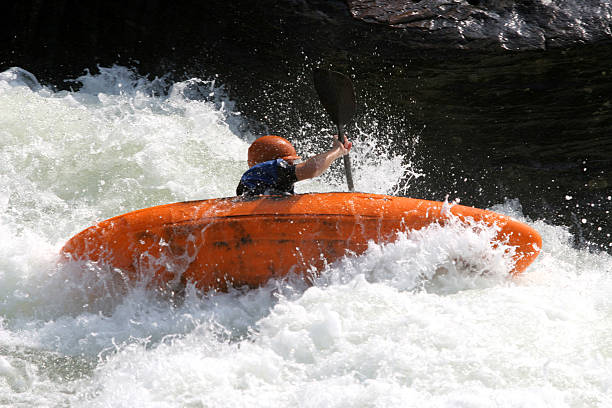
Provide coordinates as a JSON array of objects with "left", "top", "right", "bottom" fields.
[
  {"left": 1, "top": 66, "right": 611, "bottom": 407},
  {"left": 66, "top": 221, "right": 612, "bottom": 407}
]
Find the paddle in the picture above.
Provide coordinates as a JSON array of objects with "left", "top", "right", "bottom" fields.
[{"left": 313, "top": 68, "right": 356, "bottom": 191}]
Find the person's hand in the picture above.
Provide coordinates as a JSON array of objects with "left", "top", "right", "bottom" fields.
[{"left": 333, "top": 135, "right": 352, "bottom": 156}]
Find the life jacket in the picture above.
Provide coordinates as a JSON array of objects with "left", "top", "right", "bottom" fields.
[{"left": 236, "top": 159, "right": 297, "bottom": 196}]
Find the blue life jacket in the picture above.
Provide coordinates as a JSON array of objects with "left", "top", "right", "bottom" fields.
[{"left": 236, "top": 159, "right": 297, "bottom": 196}]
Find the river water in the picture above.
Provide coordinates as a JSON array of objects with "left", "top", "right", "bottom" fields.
[{"left": 0, "top": 66, "right": 611, "bottom": 407}]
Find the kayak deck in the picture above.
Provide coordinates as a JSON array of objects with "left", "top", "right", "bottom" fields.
[{"left": 60, "top": 193, "right": 542, "bottom": 291}]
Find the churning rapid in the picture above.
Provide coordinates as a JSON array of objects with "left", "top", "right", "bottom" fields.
[{"left": 0, "top": 66, "right": 610, "bottom": 407}]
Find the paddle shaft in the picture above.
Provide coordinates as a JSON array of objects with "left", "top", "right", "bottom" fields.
[{"left": 337, "top": 124, "right": 354, "bottom": 191}]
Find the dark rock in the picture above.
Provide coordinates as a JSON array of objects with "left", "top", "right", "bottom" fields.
[{"left": 346, "top": 0, "right": 612, "bottom": 50}]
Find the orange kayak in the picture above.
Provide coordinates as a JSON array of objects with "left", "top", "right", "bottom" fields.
[{"left": 60, "top": 193, "right": 542, "bottom": 291}]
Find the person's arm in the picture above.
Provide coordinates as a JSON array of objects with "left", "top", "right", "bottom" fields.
[{"left": 294, "top": 136, "right": 352, "bottom": 181}]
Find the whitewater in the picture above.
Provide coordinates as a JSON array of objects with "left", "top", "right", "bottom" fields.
[{"left": 0, "top": 66, "right": 610, "bottom": 407}]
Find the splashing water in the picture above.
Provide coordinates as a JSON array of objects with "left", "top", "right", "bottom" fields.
[{"left": 0, "top": 66, "right": 610, "bottom": 407}]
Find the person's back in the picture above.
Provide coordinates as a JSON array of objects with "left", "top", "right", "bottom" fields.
[
  {"left": 236, "top": 158, "right": 297, "bottom": 196},
  {"left": 236, "top": 134, "right": 352, "bottom": 196}
]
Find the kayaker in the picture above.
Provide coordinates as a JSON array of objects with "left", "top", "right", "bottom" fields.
[{"left": 236, "top": 135, "right": 352, "bottom": 196}]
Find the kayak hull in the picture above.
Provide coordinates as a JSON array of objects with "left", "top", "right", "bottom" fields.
[{"left": 60, "top": 193, "right": 542, "bottom": 290}]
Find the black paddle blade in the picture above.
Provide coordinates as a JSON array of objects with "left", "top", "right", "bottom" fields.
[{"left": 313, "top": 69, "right": 356, "bottom": 128}]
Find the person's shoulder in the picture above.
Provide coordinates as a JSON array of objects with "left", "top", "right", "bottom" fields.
[
  {"left": 247, "top": 160, "right": 274, "bottom": 172},
  {"left": 275, "top": 158, "right": 293, "bottom": 168}
]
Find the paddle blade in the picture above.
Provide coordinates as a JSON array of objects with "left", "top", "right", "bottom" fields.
[{"left": 313, "top": 69, "right": 356, "bottom": 128}]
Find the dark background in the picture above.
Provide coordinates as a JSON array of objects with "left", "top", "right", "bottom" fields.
[{"left": 2, "top": 0, "right": 611, "bottom": 251}]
